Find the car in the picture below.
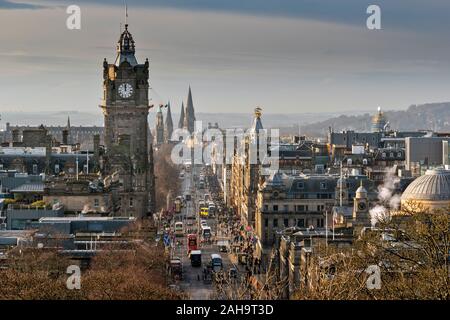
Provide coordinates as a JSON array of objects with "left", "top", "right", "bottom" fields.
[
  {"left": 200, "top": 220, "right": 207, "bottom": 226},
  {"left": 229, "top": 267, "right": 238, "bottom": 278}
]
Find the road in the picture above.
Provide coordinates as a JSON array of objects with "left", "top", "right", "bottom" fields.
[{"left": 171, "top": 165, "right": 238, "bottom": 300}]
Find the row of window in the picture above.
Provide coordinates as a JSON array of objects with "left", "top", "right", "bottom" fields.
[
  {"left": 296, "top": 181, "right": 329, "bottom": 190},
  {"left": 263, "top": 204, "right": 328, "bottom": 213},
  {"left": 264, "top": 217, "right": 325, "bottom": 228},
  {"left": 0, "top": 164, "right": 90, "bottom": 175}
]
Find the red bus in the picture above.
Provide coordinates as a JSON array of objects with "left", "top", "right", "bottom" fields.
[{"left": 187, "top": 234, "right": 198, "bottom": 252}]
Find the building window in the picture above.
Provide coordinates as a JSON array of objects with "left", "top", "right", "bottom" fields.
[
  {"left": 320, "top": 182, "right": 327, "bottom": 190},
  {"left": 273, "top": 219, "right": 278, "bottom": 228},
  {"left": 0, "top": 164, "right": 3, "bottom": 170},
  {"left": 273, "top": 205, "right": 278, "bottom": 212},
  {"left": 297, "top": 219, "right": 305, "bottom": 228},
  {"left": 283, "top": 204, "right": 289, "bottom": 212},
  {"left": 129, "top": 197, "right": 134, "bottom": 207},
  {"left": 284, "top": 218, "right": 289, "bottom": 227},
  {"left": 32, "top": 164, "right": 38, "bottom": 174},
  {"left": 382, "top": 152, "right": 386, "bottom": 158},
  {"left": 264, "top": 204, "right": 269, "bottom": 212},
  {"left": 317, "top": 218, "right": 324, "bottom": 228},
  {"left": 264, "top": 218, "right": 268, "bottom": 227},
  {"left": 297, "top": 182, "right": 304, "bottom": 189},
  {"left": 94, "top": 198, "right": 99, "bottom": 207}
]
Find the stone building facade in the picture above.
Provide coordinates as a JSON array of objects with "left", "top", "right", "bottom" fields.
[{"left": 100, "top": 24, "right": 155, "bottom": 218}]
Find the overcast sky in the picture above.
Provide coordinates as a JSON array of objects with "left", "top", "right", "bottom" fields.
[{"left": 1, "top": 0, "right": 450, "bottom": 118}]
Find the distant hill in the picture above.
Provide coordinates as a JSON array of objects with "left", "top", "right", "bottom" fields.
[
  {"left": 1, "top": 103, "right": 449, "bottom": 137},
  {"left": 0, "top": 109, "right": 368, "bottom": 131},
  {"left": 300, "top": 102, "right": 450, "bottom": 137}
]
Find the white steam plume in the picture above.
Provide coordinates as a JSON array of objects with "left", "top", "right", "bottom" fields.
[{"left": 370, "top": 166, "right": 400, "bottom": 227}]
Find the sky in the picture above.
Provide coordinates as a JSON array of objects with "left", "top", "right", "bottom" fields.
[{"left": 1, "top": 0, "right": 450, "bottom": 123}]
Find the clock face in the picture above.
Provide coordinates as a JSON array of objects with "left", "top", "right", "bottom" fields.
[
  {"left": 358, "top": 202, "right": 367, "bottom": 211},
  {"left": 118, "top": 83, "right": 134, "bottom": 98}
]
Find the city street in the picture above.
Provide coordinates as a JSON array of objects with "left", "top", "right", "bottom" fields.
[{"left": 169, "top": 165, "right": 240, "bottom": 300}]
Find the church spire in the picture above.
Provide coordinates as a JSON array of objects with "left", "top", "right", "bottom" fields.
[
  {"left": 184, "top": 86, "right": 196, "bottom": 134},
  {"left": 66, "top": 116, "right": 71, "bottom": 129},
  {"left": 165, "top": 101, "right": 173, "bottom": 143},
  {"left": 178, "top": 101, "right": 185, "bottom": 129}
]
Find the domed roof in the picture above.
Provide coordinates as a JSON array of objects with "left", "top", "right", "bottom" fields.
[
  {"left": 401, "top": 169, "right": 450, "bottom": 201},
  {"left": 355, "top": 183, "right": 367, "bottom": 198},
  {"left": 371, "top": 107, "right": 388, "bottom": 132}
]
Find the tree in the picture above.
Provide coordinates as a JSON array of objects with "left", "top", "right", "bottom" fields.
[
  {"left": 0, "top": 220, "right": 184, "bottom": 300},
  {"left": 293, "top": 207, "right": 450, "bottom": 300},
  {"left": 154, "top": 144, "right": 181, "bottom": 211}
]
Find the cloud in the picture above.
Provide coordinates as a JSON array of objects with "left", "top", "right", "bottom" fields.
[
  {"left": 51, "top": 0, "right": 450, "bottom": 32},
  {"left": 0, "top": 0, "right": 46, "bottom": 9}
]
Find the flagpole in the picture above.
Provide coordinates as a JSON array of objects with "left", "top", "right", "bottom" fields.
[
  {"left": 325, "top": 209, "right": 328, "bottom": 247},
  {"left": 332, "top": 210, "right": 335, "bottom": 241}
]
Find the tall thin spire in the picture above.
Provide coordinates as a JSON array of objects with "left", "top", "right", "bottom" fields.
[
  {"left": 66, "top": 116, "right": 71, "bottom": 129},
  {"left": 178, "top": 102, "right": 185, "bottom": 129},
  {"left": 184, "top": 86, "right": 196, "bottom": 134},
  {"left": 165, "top": 101, "right": 173, "bottom": 143}
]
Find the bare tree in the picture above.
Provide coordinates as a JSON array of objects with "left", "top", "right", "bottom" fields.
[{"left": 293, "top": 206, "right": 450, "bottom": 300}]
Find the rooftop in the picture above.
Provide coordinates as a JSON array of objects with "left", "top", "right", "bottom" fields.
[{"left": 401, "top": 168, "right": 450, "bottom": 201}]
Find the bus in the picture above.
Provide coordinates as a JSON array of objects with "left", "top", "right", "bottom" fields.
[
  {"left": 208, "top": 204, "right": 216, "bottom": 216},
  {"left": 200, "top": 207, "right": 209, "bottom": 218},
  {"left": 201, "top": 225, "right": 211, "bottom": 241},
  {"left": 187, "top": 234, "right": 198, "bottom": 252},
  {"left": 174, "top": 222, "right": 184, "bottom": 237},
  {"left": 190, "top": 250, "right": 202, "bottom": 267}
]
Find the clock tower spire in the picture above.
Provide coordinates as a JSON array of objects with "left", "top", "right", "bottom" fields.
[{"left": 100, "top": 22, "right": 153, "bottom": 218}]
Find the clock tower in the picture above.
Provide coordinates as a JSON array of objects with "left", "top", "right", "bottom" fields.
[
  {"left": 100, "top": 24, "right": 153, "bottom": 218},
  {"left": 353, "top": 181, "right": 371, "bottom": 230}
]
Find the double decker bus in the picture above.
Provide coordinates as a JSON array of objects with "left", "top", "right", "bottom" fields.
[{"left": 187, "top": 234, "right": 198, "bottom": 252}]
